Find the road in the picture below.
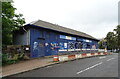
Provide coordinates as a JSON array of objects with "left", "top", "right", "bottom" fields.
[{"left": 11, "top": 53, "right": 118, "bottom": 77}]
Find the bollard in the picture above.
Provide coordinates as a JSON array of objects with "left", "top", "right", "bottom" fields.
[
  {"left": 91, "top": 53, "right": 95, "bottom": 56},
  {"left": 98, "top": 52, "right": 101, "bottom": 55},
  {"left": 103, "top": 52, "right": 107, "bottom": 55},
  {"left": 53, "top": 55, "right": 59, "bottom": 62},
  {"left": 81, "top": 53, "right": 87, "bottom": 58},
  {"left": 68, "top": 55, "right": 75, "bottom": 60}
]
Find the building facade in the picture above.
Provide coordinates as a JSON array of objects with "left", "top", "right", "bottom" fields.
[{"left": 13, "top": 20, "right": 99, "bottom": 58}]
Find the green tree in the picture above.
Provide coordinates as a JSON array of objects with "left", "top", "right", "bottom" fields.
[
  {"left": 114, "top": 25, "right": 120, "bottom": 51},
  {"left": 105, "top": 32, "right": 117, "bottom": 50},
  {"left": 100, "top": 25, "right": 120, "bottom": 52},
  {"left": 2, "top": 2, "right": 25, "bottom": 45},
  {"left": 98, "top": 39, "right": 105, "bottom": 49}
]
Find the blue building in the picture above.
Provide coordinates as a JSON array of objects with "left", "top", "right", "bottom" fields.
[{"left": 13, "top": 20, "right": 99, "bottom": 58}]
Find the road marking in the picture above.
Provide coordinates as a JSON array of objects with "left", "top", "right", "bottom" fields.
[
  {"left": 77, "top": 62, "right": 103, "bottom": 74},
  {"left": 107, "top": 58, "right": 115, "bottom": 61},
  {"left": 99, "top": 56, "right": 106, "bottom": 59}
]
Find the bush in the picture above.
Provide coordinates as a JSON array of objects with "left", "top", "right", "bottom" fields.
[
  {"left": 2, "top": 45, "right": 30, "bottom": 66},
  {"left": 2, "top": 53, "right": 24, "bottom": 66},
  {"left": 2, "top": 53, "right": 9, "bottom": 65}
]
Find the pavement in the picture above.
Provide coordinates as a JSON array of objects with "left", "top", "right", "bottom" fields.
[
  {"left": 7, "top": 53, "right": 118, "bottom": 77},
  {"left": 2, "top": 56, "right": 57, "bottom": 77}
]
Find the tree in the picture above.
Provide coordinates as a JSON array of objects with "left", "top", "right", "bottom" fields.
[
  {"left": 98, "top": 39, "right": 105, "bottom": 49},
  {"left": 2, "top": 2, "right": 25, "bottom": 45},
  {"left": 114, "top": 25, "right": 120, "bottom": 51},
  {"left": 99, "top": 25, "right": 120, "bottom": 52},
  {"left": 105, "top": 32, "right": 117, "bottom": 50}
]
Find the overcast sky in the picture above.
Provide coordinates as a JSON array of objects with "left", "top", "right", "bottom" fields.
[{"left": 13, "top": 0, "right": 119, "bottom": 39}]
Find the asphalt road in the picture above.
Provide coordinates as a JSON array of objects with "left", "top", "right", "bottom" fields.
[{"left": 11, "top": 53, "right": 118, "bottom": 77}]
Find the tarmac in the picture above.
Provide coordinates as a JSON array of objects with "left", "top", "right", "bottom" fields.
[
  {"left": 11, "top": 53, "right": 118, "bottom": 77},
  {"left": 2, "top": 52, "right": 110, "bottom": 77}
]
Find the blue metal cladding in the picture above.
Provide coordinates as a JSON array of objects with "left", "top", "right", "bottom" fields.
[
  {"left": 44, "top": 31, "right": 51, "bottom": 56},
  {"left": 71, "top": 37, "right": 76, "bottom": 40},
  {"left": 48, "top": 32, "right": 59, "bottom": 55},
  {"left": 60, "top": 35, "right": 66, "bottom": 39},
  {"left": 30, "top": 29, "right": 58, "bottom": 57},
  {"left": 58, "top": 38, "right": 68, "bottom": 53},
  {"left": 30, "top": 28, "right": 45, "bottom": 58},
  {"left": 91, "top": 40, "right": 98, "bottom": 49},
  {"left": 29, "top": 25, "right": 99, "bottom": 58}
]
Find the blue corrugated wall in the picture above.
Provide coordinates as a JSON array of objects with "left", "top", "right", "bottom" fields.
[{"left": 30, "top": 26, "right": 98, "bottom": 58}]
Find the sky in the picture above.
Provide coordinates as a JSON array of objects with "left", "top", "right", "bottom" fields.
[{"left": 13, "top": 0, "right": 119, "bottom": 39}]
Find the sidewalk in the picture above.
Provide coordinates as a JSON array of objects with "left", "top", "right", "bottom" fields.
[{"left": 2, "top": 56, "right": 57, "bottom": 77}]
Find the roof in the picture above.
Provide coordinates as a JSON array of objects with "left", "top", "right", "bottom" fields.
[{"left": 28, "top": 20, "right": 99, "bottom": 41}]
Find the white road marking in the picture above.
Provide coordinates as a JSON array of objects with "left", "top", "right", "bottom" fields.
[
  {"left": 107, "top": 58, "right": 115, "bottom": 61},
  {"left": 99, "top": 56, "right": 106, "bottom": 59},
  {"left": 77, "top": 62, "right": 103, "bottom": 74}
]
